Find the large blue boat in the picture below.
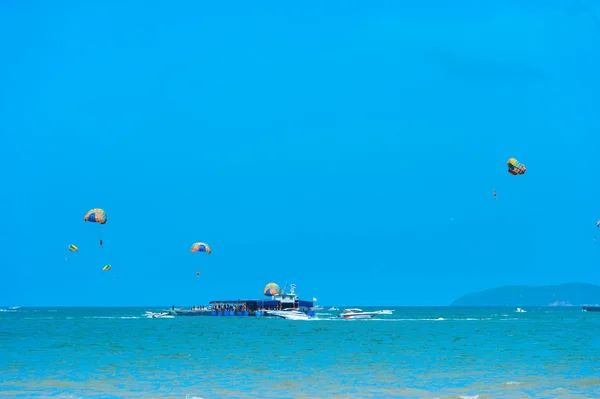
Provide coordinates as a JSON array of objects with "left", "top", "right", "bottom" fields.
[{"left": 168, "top": 282, "right": 315, "bottom": 318}]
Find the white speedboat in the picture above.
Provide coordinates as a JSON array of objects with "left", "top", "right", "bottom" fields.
[
  {"left": 338, "top": 308, "right": 394, "bottom": 319},
  {"left": 265, "top": 309, "right": 310, "bottom": 320},
  {"left": 145, "top": 311, "right": 174, "bottom": 319}
]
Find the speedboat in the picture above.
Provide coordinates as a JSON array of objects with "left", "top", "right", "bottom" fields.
[
  {"left": 265, "top": 309, "right": 310, "bottom": 320},
  {"left": 145, "top": 311, "right": 174, "bottom": 319},
  {"left": 339, "top": 308, "right": 380, "bottom": 319},
  {"left": 338, "top": 308, "right": 394, "bottom": 319},
  {"left": 516, "top": 308, "right": 526, "bottom": 313}
]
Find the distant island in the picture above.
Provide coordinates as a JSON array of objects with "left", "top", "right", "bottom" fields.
[{"left": 450, "top": 282, "right": 600, "bottom": 307}]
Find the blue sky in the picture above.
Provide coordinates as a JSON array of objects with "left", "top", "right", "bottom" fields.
[{"left": 1, "top": 1, "right": 599, "bottom": 306}]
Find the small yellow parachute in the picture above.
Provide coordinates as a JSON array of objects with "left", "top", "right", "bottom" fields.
[
  {"left": 68, "top": 244, "right": 79, "bottom": 252},
  {"left": 102, "top": 264, "right": 112, "bottom": 272},
  {"left": 507, "top": 158, "right": 526, "bottom": 175}
]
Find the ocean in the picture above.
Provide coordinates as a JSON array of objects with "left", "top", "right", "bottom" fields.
[{"left": 1, "top": 306, "right": 599, "bottom": 399}]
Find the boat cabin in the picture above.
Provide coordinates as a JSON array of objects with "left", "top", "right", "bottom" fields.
[{"left": 209, "top": 294, "right": 313, "bottom": 313}]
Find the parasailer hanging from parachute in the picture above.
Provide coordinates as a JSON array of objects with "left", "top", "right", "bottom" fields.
[
  {"left": 191, "top": 242, "right": 211, "bottom": 277},
  {"left": 84, "top": 208, "right": 107, "bottom": 247},
  {"left": 493, "top": 190, "right": 498, "bottom": 200},
  {"left": 65, "top": 244, "right": 78, "bottom": 261},
  {"left": 507, "top": 158, "right": 526, "bottom": 175}
]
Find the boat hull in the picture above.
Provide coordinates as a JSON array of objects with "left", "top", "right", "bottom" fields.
[
  {"left": 265, "top": 310, "right": 310, "bottom": 320},
  {"left": 338, "top": 309, "right": 395, "bottom": 319},
  {"left": 169, "top": 309, "right": 250, "bottom": 316},
  {"left": 339, "top": 313, "right": 378, "bottom": 319},
  {"left": 582, "top": 306, "right": 600, "bottom": 312}
]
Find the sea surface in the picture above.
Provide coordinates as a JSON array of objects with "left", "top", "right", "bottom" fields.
[{"left": 1, "top": 306, "right": 599, "bottom": 399}]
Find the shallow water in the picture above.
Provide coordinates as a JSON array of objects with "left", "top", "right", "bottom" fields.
[{"left": 1, "top": 307, "right": 599, "bottom": 398}]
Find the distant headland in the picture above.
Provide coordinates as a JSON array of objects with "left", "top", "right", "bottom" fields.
[{"left": 450, "top": 282, "right": 600, "bottom": 307}]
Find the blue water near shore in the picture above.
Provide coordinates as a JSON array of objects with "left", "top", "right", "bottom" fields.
[{"left": 1, "top": 306, "right": 599, "bottom": 399}]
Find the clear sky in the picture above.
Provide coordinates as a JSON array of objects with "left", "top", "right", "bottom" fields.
[{"left": 1, "top": 1, "right": 599, "bottom": 306}]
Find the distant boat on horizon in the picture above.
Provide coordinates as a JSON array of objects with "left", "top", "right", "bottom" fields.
[{"left": 582, "top": 305, "right": 600, "bottom": 312}]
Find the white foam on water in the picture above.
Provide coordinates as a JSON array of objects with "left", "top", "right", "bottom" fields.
[
  {"left": 306, "top": 317, "right": 498, "bottom": 322},
  {"left": 459, "top": 395, "right": 479, "bottom": 399}
]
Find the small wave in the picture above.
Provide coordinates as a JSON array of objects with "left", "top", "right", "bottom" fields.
[
  {"left": 83, "top": 316, "right": 141, "bottom": 319},
  {"left": 24, "top": 317, "right": 55, "bottom": 320},
  {"left": 504, "top": 381, "right": 522, "bottom": 385},
  {"left": 459, "top": 395, "right": 479, "bottom": 399},
  {"left": 371, "top": 317, "right": 490, "bottom": 321}
]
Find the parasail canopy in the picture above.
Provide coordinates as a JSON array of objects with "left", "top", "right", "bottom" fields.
[
  {"left": 264, "top": 282, "right": 281, "bottom": 297},
  {"left": 507, "top": 158, "right": 526, "bottom": 175},
  {"left": 191, "top": 242, "right": 211, "bottom": 254},
  {"left": 84, "top": 208, "right": 107, "bottom": 224}
]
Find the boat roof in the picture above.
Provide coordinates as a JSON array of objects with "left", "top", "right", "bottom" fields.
[
  {"left": 209, "top": 299, "right": 313, "bottom": 305},
  {"left": 209, "top": 299, "right": 267, "bottom": 304}
]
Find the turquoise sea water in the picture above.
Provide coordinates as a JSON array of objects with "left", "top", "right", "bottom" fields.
[{"left": 1, "top": 306, "right": 599, "bottom": 399}]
